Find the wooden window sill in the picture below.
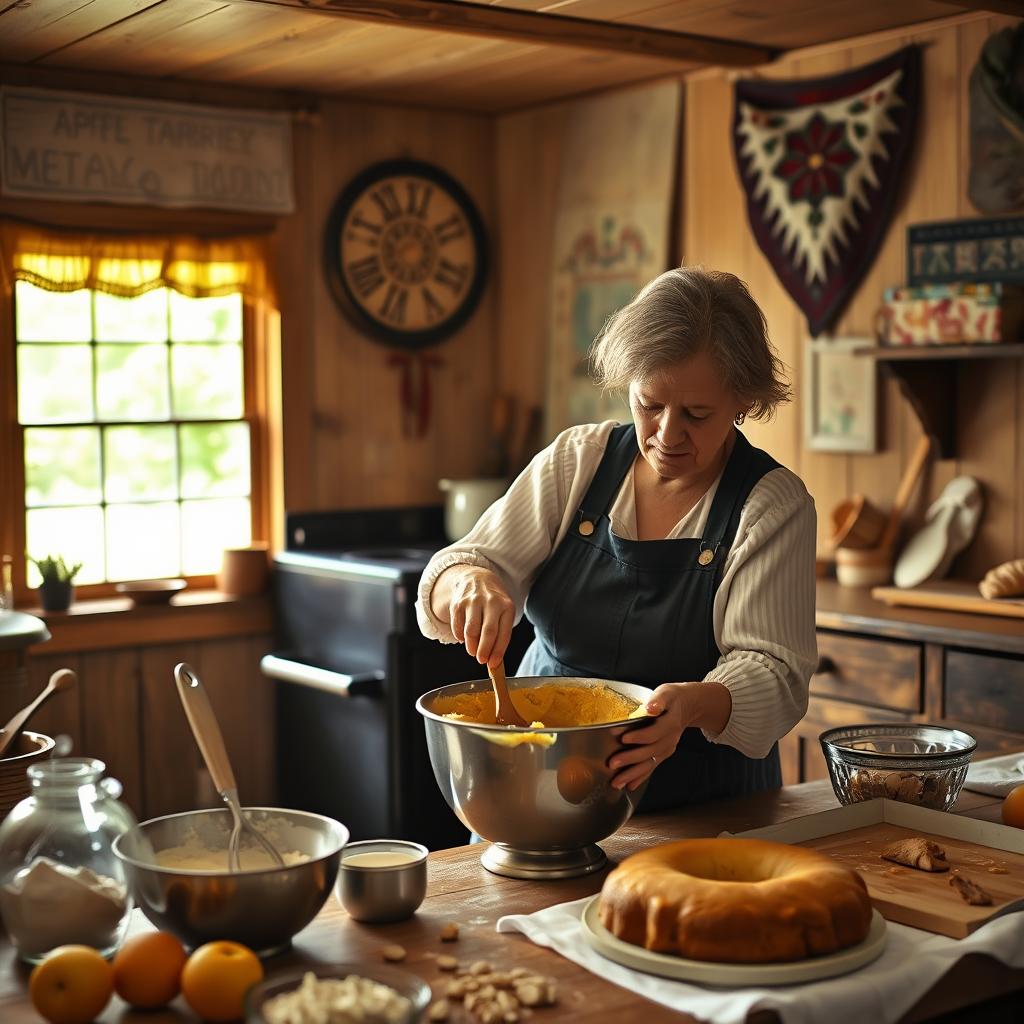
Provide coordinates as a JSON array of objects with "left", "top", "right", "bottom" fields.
[{"left": 22, "top": 590, "right": 273, "bottom": 654}]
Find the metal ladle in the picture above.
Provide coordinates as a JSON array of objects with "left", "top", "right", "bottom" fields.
[{"left": 173, "top": 662, "right": 284, "bottom": 872}]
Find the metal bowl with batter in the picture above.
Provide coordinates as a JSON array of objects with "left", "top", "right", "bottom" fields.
[
  {"left": 416, "top": 676, "right": 653, "bottom": 880},
  {"left": 113, "top": 807, "right": 348, "bottom": 956}
]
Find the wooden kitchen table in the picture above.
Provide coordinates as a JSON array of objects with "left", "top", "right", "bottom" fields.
[{"left": 2, "top": 779, "right": 1023, "bottom": 1023}]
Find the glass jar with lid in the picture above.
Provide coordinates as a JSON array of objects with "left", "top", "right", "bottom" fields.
[{"left": 0, "top": 757, "right": 137, "bottom": 962}]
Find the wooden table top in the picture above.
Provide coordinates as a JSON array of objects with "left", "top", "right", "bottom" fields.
[{"left": 2, "top": 780, "right": 1021, "bottom": 1023}]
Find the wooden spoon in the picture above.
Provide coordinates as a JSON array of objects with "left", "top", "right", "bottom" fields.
[
  {"left": 488, "top": 661, "right": 527, "bottom": 727},
  {"left": 0, "top": 668, "right": 77, "bottom": 758}
]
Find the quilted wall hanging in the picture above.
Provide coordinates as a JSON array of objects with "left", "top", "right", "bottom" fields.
[{"left": 733, "top": 46, "right": 921, "bottom": 337}]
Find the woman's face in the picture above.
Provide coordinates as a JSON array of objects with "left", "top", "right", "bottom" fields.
[{"left": 629, "top": 351, "right": 746, "bottom": 481}]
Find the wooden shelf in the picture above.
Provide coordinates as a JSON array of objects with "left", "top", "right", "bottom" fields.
[
  {"left": 856, "top": 343, "right": 1024, "bottom": 458},
  {"left": 858, "top": 343, "right": 1024, "bottom": 361}
]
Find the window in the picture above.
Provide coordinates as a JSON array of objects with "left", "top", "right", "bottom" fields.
[{"left": 15, "top": 281, "right": 253, "bottom": 587}]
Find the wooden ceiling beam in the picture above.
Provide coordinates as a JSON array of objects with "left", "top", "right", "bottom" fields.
[
  {"left": 232, "top": 0, "right": 779, "bottom": 67},
  {"left": 940, "top": 1, "right": 1024, "bottom": 14}
]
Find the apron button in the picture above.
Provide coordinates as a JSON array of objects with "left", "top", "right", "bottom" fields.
[
  {"left": 698, "top": 549, "right": 714, "bottom": 566},
  {"left": 578, "top": 520, "right": 595, "bottom": 536}
]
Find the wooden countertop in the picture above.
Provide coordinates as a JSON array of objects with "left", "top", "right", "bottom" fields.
[
  {"left": 2, "top": 780, "right": 1022, "bottom": 1023},
  {"left": 816, "top": 579, "right": 1024, "bottom": 657}
]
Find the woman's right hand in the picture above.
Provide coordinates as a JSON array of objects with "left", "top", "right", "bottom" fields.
[{"left": 431, "top": 565, "right": 515, "bottom": 667}]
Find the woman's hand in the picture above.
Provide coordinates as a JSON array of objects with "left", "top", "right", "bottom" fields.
[
  {"left": 609, "top": 681, "right": 732, "bottom": 791},
  {"left": 431, "top": 565, "right": 515, "bottom": 667}
]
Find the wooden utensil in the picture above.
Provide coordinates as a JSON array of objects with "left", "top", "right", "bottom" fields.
[
  {"left": 0, "top": 668, "right": 76, "bottom": 759},
  {"left": 488, "top": 661, "right": 527, "bottom": 727},
  {"left": 878, "top": 435, "right": 932, "bottom": 552}
]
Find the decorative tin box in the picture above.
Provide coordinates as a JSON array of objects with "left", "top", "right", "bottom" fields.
[{"left": 876, "top": 282, "right": 1024, "bottom": 346}]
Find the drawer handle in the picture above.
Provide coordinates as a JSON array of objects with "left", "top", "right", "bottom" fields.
[{"left": 816, "top": 655, "right": 837, "bottom": 675}]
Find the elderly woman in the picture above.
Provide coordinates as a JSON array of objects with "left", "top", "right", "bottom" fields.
[{"left": 416, "top": 267, "right": 816, "bottom": 812}]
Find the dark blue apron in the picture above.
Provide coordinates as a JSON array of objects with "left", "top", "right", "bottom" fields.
[{"left": 518, "top": 422, "right": 783, "bottom": 812}]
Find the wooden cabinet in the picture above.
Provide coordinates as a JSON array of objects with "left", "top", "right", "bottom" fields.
[
  {"left": 781, "top": 581, "right": 1024, "bottom": 786},
  {"left": 21, "top": 601, "right": 275, "bottom": 822}
]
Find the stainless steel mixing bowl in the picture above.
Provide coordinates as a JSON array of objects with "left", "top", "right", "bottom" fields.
[
  {"left": 113, "top": 807, "right": 348, "bottom": 957},
  {"left": 416, "top": 676, "right": 653, "bottom": 880}
]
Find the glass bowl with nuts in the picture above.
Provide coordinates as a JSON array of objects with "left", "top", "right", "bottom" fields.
[
  {"left": 819, "top": 723, "right": 976, "bottom": 812},
  {"left": 246, "top": 963, "right": 431, "bottom": 1024}
]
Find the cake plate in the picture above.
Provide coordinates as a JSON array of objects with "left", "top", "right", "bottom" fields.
[{"left": 580, "top": 897, "right": 887, "bottom": 986}]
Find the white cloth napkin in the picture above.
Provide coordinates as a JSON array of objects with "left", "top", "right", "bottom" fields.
[
  {"left": 964, "top": 751, "right": 1024, "bottom": 797},
  {"left": 497, "top": 896, "right": 1024, "bottom": 1024}
]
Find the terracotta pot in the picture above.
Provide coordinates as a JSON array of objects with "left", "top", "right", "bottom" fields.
[{"left": 217, "top": 544, "right": 270, "bottom": 597}]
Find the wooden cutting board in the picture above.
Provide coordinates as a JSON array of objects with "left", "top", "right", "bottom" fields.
[
  {"left": 801, "top": 822, "right": 1024, "bottom": 938},
  {"left": 872, "top": 581, "right": 1024, "bottom": 620}
]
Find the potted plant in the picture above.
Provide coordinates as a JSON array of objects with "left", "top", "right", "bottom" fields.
[{"left": 29, "top": 555, "right": 83, "bottom": 613}]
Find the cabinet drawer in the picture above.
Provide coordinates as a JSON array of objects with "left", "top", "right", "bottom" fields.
[
  {"left": 811, "top": 631, "right": 922, "bottom": 712},
  {"left": 945, "top": 650, "right": 1024, "bottom": 733}
]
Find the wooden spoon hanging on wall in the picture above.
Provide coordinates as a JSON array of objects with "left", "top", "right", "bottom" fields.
[
  {"left": 489, "top": 661, "right": 527, "bottom": 727},
  {"left": 879, "top": 435, "right": 933, "bottom": 552}
]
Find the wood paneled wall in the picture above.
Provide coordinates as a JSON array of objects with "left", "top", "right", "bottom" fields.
[
  {"left": 685, "top": 13, "right": 1022, "bottom": 577},
  {"left": 495, "top": 13, "right": 1023, "bottom": 580},
  {"left": 279, "top": 100, "right": 497, "bottom": 514}
]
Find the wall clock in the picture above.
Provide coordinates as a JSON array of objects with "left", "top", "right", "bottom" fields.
[{"left": 324, "top": 159, "right": 488, "bottom": 349}]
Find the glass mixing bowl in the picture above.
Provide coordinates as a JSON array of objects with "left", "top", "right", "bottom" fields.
[{"left": 819, "top": 723, "right": 976, "bottom": 811}]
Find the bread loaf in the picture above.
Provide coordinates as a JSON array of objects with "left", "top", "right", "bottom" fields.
[{"left": 979, "top": 558, "right": 1024, "bottom": 599}]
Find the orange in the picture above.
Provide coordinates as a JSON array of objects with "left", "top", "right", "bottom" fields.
[
  {"left": 29, "top": 945, "right": 115, "bottom": 1024},
  {"left": 181, "top": 940, "right": 263, "bottom": 1022},
  {"left": 112, "top": 931, "right": 188, "bottom": 1009},
  {"left": 1002, "top": 783, "right": 1024, "bottom": 828}
]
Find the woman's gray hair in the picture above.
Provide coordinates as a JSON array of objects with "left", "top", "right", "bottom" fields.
[{"left": 590, "top": 266, "right": 791, "bottom": 420}]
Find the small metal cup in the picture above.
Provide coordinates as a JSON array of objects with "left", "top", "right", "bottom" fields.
[{"left": 336, "top": 840, "right": 428, "bottom": 923}]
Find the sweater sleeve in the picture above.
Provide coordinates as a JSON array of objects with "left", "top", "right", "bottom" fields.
[
  {"left": 702, "top": 468, "right": 817, "bottom": 759},
  {"left": 415, "top": 421, "right": 615, "bottom": 643}
]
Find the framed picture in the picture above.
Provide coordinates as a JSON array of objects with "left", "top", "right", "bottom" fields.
[{"left": 804, "top": 338, "right": 877, "bottom": 453}]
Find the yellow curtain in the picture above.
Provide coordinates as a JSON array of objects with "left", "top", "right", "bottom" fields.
[{"left": 0, "top": 220, "right": 275, "bottom": 302}]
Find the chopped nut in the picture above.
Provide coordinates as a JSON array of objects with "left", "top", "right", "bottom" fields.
[
  {"left": 438, "top": 954, "right": 460, "bottom": 971},
  {"left": 429, "top": 1000, "right": 451, "bottom": 1022},
  {"left": 496, "top": 991, "right": 520, "bottom": 1011},
  {"left": 440, "top": 921, "right": 460, "bottom": 942},
  {"left": 470, "top": 960, "right": 493, "bottom": 975},
  {"left": 445, "top": 980, "right": 466, "bottom": 998},
  {"left": 489, "top": 971, "right": 513, "bottom": 988},
  {"left": 381, "top": 944, "right": 407, "bottom": 962},
  {"left": 479, "top": 1006, "right": 504, "bottom": 1024},
  {"left": 509, "top": 967, "right": 530, "bottom": 979},
  {"left": 516, "top": 983, "right": 544, "bottom": 1008}
]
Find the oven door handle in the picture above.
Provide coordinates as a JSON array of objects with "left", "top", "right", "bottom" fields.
[{"left": 259, "top": 654, "right": 384, "bottom": 697}]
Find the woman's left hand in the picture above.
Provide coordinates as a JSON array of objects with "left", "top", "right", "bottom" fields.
[{"left": 609, "top": 681, "right": 732, "bottom": 792}]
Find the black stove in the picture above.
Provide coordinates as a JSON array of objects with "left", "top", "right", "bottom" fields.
[{"left": 263, "top": 506, "right": 533, "bottom": 850}]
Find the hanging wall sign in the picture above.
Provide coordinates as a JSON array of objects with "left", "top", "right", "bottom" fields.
[
  {"left": 733, "top": 47, "right": 920, "bottom": 337},
  {"left": 0, "top": 86, "right": 294, "bottom": 214}
]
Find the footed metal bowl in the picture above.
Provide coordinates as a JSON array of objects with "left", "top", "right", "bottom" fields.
[
  {"left": 416, "top": 676, "right": 653, "bottom": 880},
  {"left": 113, "top": 807, "right": 348, "bottom": 957}
]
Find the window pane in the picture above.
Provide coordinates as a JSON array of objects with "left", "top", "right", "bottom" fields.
[
  {"left": 15, "top": 282, "right": 91, "bottom": 342},
  {"left": 95, "top": 288, "right": 168, "bottom": 342},
  {"left": 170, "top": 291, "right": 242, "bottom": 342},
  {"left": 96, "top": 344, "right": 170, "bottom": 421},
  {"left": 104, "top": 425, "right": 177, "bottom": 502},
  {"left": 171, "top": 344, "right": 243, "bottom": 419},
  {"left": 180, "top": 422, "right": 250, "bottom": 499},
  {"left": 181, "top": 499, "right": 251, "bottom": 575},
  {"left": 25, "top": 427, "right": 102, "bottom": 507},
  {"left": 26, "top": 506, "right": 105, "bottom": 586},
  {"left": 17, "top": 345, "right": 93, "bottom": 423},
  {"left": 106, "top": 503, "right": 181, "bottom": 581}
]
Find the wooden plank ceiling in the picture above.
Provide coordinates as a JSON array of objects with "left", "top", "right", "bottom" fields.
[{"left": 0, "top": 0, "right": 984, "bottom": 112}]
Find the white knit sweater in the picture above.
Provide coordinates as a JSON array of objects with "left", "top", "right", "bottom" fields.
[{"left": 416, "top": 421, "right": 817, "bottom": 759}]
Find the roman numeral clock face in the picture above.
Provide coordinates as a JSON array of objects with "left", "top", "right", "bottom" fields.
[{"left": 324, "top": 160, "right": 487, "bottom": 349}]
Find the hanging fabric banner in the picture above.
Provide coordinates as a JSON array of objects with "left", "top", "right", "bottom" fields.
[{"left": 733, "top": 47, "right": 920, "bottom": 337}]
